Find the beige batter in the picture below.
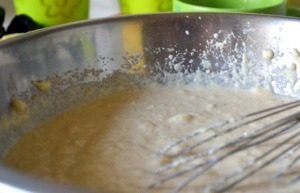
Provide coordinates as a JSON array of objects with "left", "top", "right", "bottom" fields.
[{"left": 4, "top": 85, "right": 300, "bottom": 193}]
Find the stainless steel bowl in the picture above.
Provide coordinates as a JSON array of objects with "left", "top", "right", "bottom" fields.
[{"left": 1, "top": 13, "right": 300, "bottom": 193}]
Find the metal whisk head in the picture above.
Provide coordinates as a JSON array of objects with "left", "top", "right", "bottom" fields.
[{"left": 148, "top": 100, "right": 300, "bottom": 193}]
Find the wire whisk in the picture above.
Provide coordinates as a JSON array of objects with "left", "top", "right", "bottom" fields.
[{"left": 148, "top": 100, "right": 300, "bottom": 193}]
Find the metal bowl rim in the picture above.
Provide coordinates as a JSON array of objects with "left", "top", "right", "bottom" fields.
[{"left": 0, "top": 12, "right": 298, "bottom": 48}]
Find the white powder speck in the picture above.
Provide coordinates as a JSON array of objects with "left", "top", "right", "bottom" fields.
[
  {"left": 241, "top": 53, "right": 249, "bottom": 75},
  {"left": 185, "top": 30, "right": 190, "bottom": 35},
  {"left": 294, "top": 80, "right": 300, "bottom": 91},
  {"left": 262, "top": 49, "right": 274, "bottom": 60},
  {"left": 242, "top": 53, "right": 249, "bottom": 65},
  {"left": 174, "top": 63, "right": 182, "bottom": 72},
  {"left": 287, "top": 63, "right": 297, "bottom": 71},
  {"left": 292, "top": 48, "right": 300, "bottom": 59},
  {"left": 167, "top": 48, "right": 175, "bottom": 52}
]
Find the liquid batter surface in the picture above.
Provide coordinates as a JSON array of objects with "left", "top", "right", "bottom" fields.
[{"left": 4, "top": 85, "right": 299, "bottom": 193}]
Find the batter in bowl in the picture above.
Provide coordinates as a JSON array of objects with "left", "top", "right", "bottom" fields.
[{"left": 3, "top": 84, "right": 299, "bottom": 193}]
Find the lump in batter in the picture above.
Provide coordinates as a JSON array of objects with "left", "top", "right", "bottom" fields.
[
  {"left": 32, "top": 80, "right": 51, "bottom": 92},
  {"left": 10, "top": 97, "right": 27, "bottom": 114}
]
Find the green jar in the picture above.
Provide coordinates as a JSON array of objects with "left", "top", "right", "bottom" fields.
[
  {"left": 13, "top": 0, "right": 89, "bottom": 26},
  {"left": 287, "top": 0, "right": 300, "bottom": 16},
  {"left": 119, "top": 0, "right": 172, "bottom": 14},
  {"left": 173, "top": 0, "right": 286, "bottom": 15}
]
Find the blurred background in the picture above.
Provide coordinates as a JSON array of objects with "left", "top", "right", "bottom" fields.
[
  {"left": 1, "top": 0, "right": 120, "bottom": 27},
  {"left": 0, "top": 0, "right": 299, "bottom": 39}
]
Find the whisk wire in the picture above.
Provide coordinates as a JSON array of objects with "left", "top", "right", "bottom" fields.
[
  {"left": 156, "top": 113, "right": 300, "bottom": 176},
  {"left": 162, "top": 101, "right": 300, "bottom": 157},
  {"left": 214, "top": 131, "right": 300, "bottom": 193},
  {"left": 172, "top": 125, "right": 300, "bottom": 193},
  {"left": 150, "top": 100, "right": 300, "bottom": 193},
  {"left": 163, "top": 122, "right": 300, "bottom": 193}
]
